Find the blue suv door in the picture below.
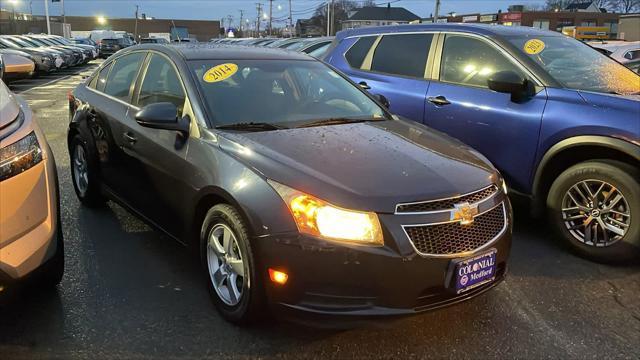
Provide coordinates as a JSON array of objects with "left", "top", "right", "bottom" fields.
[
  {"left": 329, "top": 33, "right": 435, "bottom": 122},
  {"left": 424, "top": 33, "right": 548, "bottom": 192}
]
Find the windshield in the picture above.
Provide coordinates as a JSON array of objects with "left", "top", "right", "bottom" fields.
[
  {"left": 508, "top": 35, "right": 639, "bottom": 95},
  {"left": 3, "top": 37, "right": 30, "bottom": 48},
  {"left": 19, "top": 37, "right": 46, "bottom": 47},
  {"left": 190, "top": 60, "right": 387, "bottom": 128}
]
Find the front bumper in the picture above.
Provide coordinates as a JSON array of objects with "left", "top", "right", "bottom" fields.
[
  {"left": 255, "top": 200, "right": 512, "bottom": 319},
  {"left": 0, "top": 141, "right": 60, "bottom": 284}
]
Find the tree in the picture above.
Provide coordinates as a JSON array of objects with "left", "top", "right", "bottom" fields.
[
  {"left": 611, "top": 0, "right": 640, "bottom": 12},
  {"left": 544, "top": 0, "right": 575, "bottom": 11},
  {"left": 314, "top": 0, "right": 360, "bottom": 35}
]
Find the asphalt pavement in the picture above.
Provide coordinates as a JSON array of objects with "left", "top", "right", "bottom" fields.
[{"left": 1, "top": 62, "right": 638, "bottom": 359}]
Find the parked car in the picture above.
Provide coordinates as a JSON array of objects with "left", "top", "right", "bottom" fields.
[
  {"left": 0, "top": 55, "right": 4, "bottom": 79},
  {"left": 48, "top": 35, "right": 99, "bottom": 60},
  {"left": 0, "top": 79, "right": 64, "bottom": 292},
  {"left": 99, "top": 37, "right": 135, "bottom": 58},
  {"left": 0, "top": 36, "right": 63, "bottom": 71},
  {"left": 324, "top": 23, "right": 640, "bottom": 263},
  {"left": 140, "top": 37, "right": 170, "bottom": 44},
  {"left": 0, "top": 51, "right": 35, "bottom": 80},
  {"left": 89, "top": 30, "right": 119, "bottom": 46},
  {"left": 72, "top": 37, "right": 98, "bottom": 47},
  {"left": 9, "top": 35, "right": 80, "bottom": 66},
  {"left": 25, "top": 35, "right": 92, "bottom": 64},
  {"left": 589, "top": 40, "right": 640, "bottom": 73},
  {"left": 68, "top": 44, "right": 512, "bottom": 324}
]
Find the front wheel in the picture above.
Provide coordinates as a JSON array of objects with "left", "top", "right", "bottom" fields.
[
  {"left": 200, "top": 204, "right": 265, "bottom": 324},
  {"left": 547, "top": 161, "right": 640, "bottom": 263},
  {"left": 69, "top": 134, "right": 104, "bottom": 207}
]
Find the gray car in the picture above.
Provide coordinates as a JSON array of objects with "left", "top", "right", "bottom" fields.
[{"left": 67, "top": 44, "right": 512, "bottom": 325}]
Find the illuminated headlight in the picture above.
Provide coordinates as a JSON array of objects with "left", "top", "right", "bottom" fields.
[
  {"left": 268, "top": 180, "right": 384, "bottom": 245},
  {"left": 0, "top": 131, "right": 43, "bottom": 181}
]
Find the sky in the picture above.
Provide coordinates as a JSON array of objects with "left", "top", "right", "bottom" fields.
[{"left": 16, "top": 0, "right": 548, "bottom": 26}]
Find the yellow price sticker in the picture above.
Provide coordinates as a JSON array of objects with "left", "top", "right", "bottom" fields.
[
  {"left": 203, "top": 63, "right": 238, "bottom": 83},
  {"left": 524, "top": 39, "right": 545, "bottom": 55}
]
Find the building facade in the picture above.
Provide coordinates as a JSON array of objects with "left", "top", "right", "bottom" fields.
[{"left": 0, "top": 10, "right": 220, "bottom": 42}]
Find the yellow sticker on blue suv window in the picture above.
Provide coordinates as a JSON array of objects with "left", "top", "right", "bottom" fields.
[
  {"left": 523, "top": 39, "right": 545, "bottom": 55},
  {"left": 203, "top": 63, "right": 238, "bottom": 83}
]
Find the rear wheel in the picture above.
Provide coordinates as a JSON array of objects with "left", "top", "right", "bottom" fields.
[
  {"left": 69, "top": 134, "right": 104, "bottom": 207},
  {"left": 200, "top": 204, "right": 265, "bottom": 324},
  {"left": 547, "top": 161, "right": 640, "bottom": 263}
]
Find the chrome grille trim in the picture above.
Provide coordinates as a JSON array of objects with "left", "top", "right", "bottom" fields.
[
  {"left": 401, "top": 202, "right": 507, "bottom": 258},
  {"left": 395, "top": 184, "right": 498, "bottom": 215}
]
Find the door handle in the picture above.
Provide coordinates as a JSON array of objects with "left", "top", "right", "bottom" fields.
[
  {"left": 358, "top": 81, "right": 371, "bottom": 90},
  {"left": 123, "top": 132, "right": 137, "bottom": 144},
  {"left": 427, "top": 96, "right": 451, "bottom": 106}
]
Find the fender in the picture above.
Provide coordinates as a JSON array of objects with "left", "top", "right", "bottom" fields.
[{"left": 532, "top": 135, "right": 640, "bottom": 198}]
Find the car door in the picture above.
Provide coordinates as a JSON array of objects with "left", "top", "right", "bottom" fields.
[
  {"left": 86, "top": 52, "right": 147, "bottom": 199},
  {"left": 339, "top": 33, "right": 436, "bottom": 122},
  {"left": 119, "top": 52, "right": 191, "bottom": 237},
  {"left": 424, "top": 33, "right": 547, "bottom": 192}
]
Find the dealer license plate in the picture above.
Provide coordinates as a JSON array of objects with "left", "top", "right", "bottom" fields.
[{"left": 455, "top": 249, "right": 497, "bottom": 294}]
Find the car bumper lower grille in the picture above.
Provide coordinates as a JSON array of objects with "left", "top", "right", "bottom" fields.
[{"left": 403, "top": 203, "right": 506, "bottom": 256}]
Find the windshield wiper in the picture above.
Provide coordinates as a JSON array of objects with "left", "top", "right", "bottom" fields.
[
  {"left": 295, "top": 117, "right": 381, "bottom": 128},
  {"left": 215, "top": 122, "right": 287, "bottom": 131}
]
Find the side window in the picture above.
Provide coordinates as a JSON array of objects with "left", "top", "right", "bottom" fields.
[
  {"left": 370, "top": 34, "right": 433, "bottom": 78},
  {"left": 345, "top": 36, "right": 376, "bottom": 68},
  {"left": 625, "top": 50, "right": 640, "bottom": 60},
  {"left": 104, "top": 52, "right": 145, "bottom": 101},
  {"left": 440, "top": 35, "right": 525, "bottom": 88},
  {"left": 95, "top": 62, "right": 113, "bottom": 92},
  {"left": 136, "top": 54, "right": 186, "bottom": 112}
]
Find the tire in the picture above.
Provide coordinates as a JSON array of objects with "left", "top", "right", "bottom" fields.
[
  {"left": 69, "top": 134, "right": 105, "bottom": 207},
  {"left": 547, "top": 160, "right": 640, "bottom": 264},
  {"left": 200, "top": 204, "right": 265, "bottom": 324}
]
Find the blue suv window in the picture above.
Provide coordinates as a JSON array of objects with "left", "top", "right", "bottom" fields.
[
  {"left": 371, "top": 34, "right": 433, "bottom": 78},
  {"left": 440, "top": 35, "right": 524, "bottom": 88},
  {"left": 345, "top": 36, "right": 377, "bottom": 69}
]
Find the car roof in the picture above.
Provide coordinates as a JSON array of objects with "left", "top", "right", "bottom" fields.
[
  {"left": 336, "top": 23, "right": 564, "bottom": 41},
  {"left": 124, "top": 43, "right": 314, "bottom": 61}
]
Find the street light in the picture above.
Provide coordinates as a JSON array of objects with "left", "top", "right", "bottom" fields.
[
  {"left": 9, "top": 0, "right": 19, "bottom": 34},
  {"left": 97, "top": 16, "right": 107, "bottom": 25}
]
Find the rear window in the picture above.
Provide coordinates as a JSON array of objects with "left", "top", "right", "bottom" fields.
[
  {"left": 102, "top": 39, "right": 123, "bottom": 45},
  {"left": 345, "top": 36, "right": 376, "bottom": 69}
]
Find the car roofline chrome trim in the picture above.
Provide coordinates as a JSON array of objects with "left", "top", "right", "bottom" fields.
[{"left": 402, "top": 202, "right": 507, "bottom": 259}]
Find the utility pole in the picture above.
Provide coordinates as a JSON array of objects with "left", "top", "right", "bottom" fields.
[
  {"left": 227, "top": 15, "right": 233, "bottom": 35},
  {"left": 326, "top": 1, "right": 330, "bottom": 36},
  {"left": 44, "top": 0, "right": 51, "bottom": 34},
  {"left": 268, "top": 0, "right": 273, "bottom": 36},
  {"left": 61, "top": 0, "right": 65, "bottom": 24},
  {"left": 239, "top": 9, "right": 244, "bottom": 35},
  {"left": 433, "top": 0, "right": 441, "bottom": 22},
  {"left": 134, "top": 5, "right": 139, "bottom": 42},
  {"left": 288, "top": 0, "right": 293, "bottom": 37},
  {"left": 29, "top": 0, "right": 33, "bottom": 16},
  {"left": 256, "top": 3, "right": 262, "bottom": 37}
]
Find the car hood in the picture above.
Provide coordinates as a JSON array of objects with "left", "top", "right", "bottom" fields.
[{"left": 216, "top": 119, "right": 498, "bottom": 213}]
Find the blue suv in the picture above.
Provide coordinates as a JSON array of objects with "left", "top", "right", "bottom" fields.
[{"left": 324, "top": 24, "right": 640, "bottom": 263}]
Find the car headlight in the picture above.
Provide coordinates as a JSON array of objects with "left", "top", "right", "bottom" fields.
[
  {"left": 268, "top": 180, "right": 384, "bottom": 245},
  {"left": 0, "top": 131, "right": 43, "bottom": 181}
]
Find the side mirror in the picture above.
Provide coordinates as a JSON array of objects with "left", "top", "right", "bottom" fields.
[
  {"left": 487, "top": 70, "right": 534, "bottom": 103},
  {"left": 373, "top": 94, "right": 390, "bottom": 109},
  {"left": 135, "top": 102, "right": 190, "bottom": 136}
]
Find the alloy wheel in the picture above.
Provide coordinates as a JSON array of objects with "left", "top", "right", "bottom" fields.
[
  {"left": 561, "top": 179, "right": 631, "bottom": 247},
  {"left": 73, "top": 144, "right": 89, "bottom": 196},
  {"left": 206, "top": 224, "right": 245, "bottom": 306}
]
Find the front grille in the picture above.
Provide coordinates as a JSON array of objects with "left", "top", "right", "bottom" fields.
[
  {"left": 404, "top": 203, "right": 505, "bottom": 255},
  {"left": 396, "top": 185, "right": 498, "bottom": 213}
]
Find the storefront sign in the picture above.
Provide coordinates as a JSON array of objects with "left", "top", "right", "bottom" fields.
[
  {"left": 500, "top": 12, "right": 522, "bottom": 22},
  {"left": 480, "top": 14, "right": 497, "bottom": 22},
  {"left": 462, "top": 15, "right": 478, "bottom": 23}
]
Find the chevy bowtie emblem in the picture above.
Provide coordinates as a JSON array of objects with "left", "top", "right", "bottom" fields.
[{"left": 451, "top": 202, "right": 478, "bottom": 225}]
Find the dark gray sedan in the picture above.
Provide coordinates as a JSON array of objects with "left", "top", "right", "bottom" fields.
[{"left": 67, "top": 44, "right": 512, "bottom": 325}]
